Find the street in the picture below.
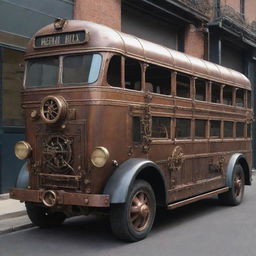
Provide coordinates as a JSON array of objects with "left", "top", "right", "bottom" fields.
[{"left": 1, "top": 181, "right": 256, "bottom": 256}]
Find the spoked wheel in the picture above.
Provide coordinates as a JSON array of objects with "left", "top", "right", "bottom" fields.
[
  {"left": 218, "top": 164, "right": 245, "bottom": 206},
  {"left": 26, "top": 202, "right": 66, "bottom": 228},
  {"left": 110, "top": 180, "right": 156, "bottom": 242}
]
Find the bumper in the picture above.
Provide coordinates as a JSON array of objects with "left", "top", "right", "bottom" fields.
[{"left": 10, "top": 188, "right": 110, "bottom": 208}]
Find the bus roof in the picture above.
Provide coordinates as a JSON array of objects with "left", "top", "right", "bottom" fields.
[{"left": 26, "top": 20, "right": 251, "bottom": 89}]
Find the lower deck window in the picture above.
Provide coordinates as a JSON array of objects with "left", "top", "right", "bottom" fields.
[
  {"left": 224, "top": 121, "right": 233, "bottom": 138},
  {"left": 152, "top": 117, "right": 170, "bottom": 138},
  {"left": 195, "top": 120, "right": 207, "bottom": 138},
  {"left": 133, "top": 117, "right": 141, "bottom": 143},
  {"left": 210, "top": 120, "right": 220, "bottom": 138},
  {"left": 176, "top": 118, "right": 191, "bottom": 139},
  {"left": 236, "top": 122, "right": 244, "bottom": 137},
  {"left": 247, "top": 123, "right": 251, "bottom": 138}
]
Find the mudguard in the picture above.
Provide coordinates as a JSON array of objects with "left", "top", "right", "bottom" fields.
[
  {"left": 103, "top": 158, "right": 166, "bottom": 204},
  {"left": 226, "top": 153, "right": 250, "bottom": 187},
  {"left": 15, "top": 162, "right": 29, "bottom": 188}
]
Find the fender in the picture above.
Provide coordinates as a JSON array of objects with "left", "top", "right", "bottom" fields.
[
  {"left": 15, "top": 162, "right": 29, "bottom": 188},
  {"left": 103, "top": 158, "right": 166, "bottom": 204},
  {"left": 226, "top": 153, "right": 250, "bottom": 187}
]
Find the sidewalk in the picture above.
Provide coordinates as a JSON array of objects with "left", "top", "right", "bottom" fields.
[{"left": 0, "top": 193, "right": 33, "bottom": 235}]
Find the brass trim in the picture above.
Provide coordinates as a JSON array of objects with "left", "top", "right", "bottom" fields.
[{"left": 40, "top": 95, "right": 67, "bottom": 124}]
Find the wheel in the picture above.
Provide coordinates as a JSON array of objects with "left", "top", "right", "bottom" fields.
[
  {"left": 110, "top": 180, "right": 156, "bottom": 242},
  {"left": 26, "top": 202, "right": 66, "bottom": 228},
  {"left": 218, "top": 164, "right": 245, "bottom": 206}
]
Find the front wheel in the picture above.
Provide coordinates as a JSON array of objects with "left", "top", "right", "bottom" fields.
[
  {"left": 26, "top": 202, "right": 66, "bottom": 228},
  {"left": 110, "top": 180, "right": 156, "bottom": 242},
  {"left": 218, "top": 164, "right": 245, "bottom": 206}
]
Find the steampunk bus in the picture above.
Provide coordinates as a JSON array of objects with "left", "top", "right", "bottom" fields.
[{"left": 10, "top": 19, "right": 252, "bottom": 242}]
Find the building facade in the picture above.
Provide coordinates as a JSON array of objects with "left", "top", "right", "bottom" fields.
[
  {"left": 0, "top": 0, "right": 255, "bottom": 192},
  {"left": 0, "top": 0, "right": 74, "bottom": 193}
]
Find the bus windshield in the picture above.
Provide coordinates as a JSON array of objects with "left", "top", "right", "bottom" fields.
[{"left": 25, "top": 53, "right": 102, "bottom": 88}]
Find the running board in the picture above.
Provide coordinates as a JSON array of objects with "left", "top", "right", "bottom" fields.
[{"left": 168, "top": 187, "right": 229, "bottom": 210}]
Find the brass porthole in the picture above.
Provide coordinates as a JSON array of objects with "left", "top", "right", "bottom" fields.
[{"left": 40, "top": 95, "right": 67, "bottom": 124}]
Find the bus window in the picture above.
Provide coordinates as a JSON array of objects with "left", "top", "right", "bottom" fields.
[
  {"left": 236, "top": 122, "right": 244, "bottom": 137},
  {"left": 145, "top": 64, "right": 171, "bottom": 95},
  {"left": 176, "top": 118, "right": 191, "bottom": 139},
  {"left": 26, "top": 57, "right": 59, "bottom": 88},
  {"left": 223, "top": 85, "right": 233, "bottom": 105},
  {"left": 210, "top": 120, "right": 221, "bottom": 138},
  {"left": 247, "top": 123, "right": 251, "bottom": 138},
  {"left": 63, "top": 54, "right": 101, "bottom": 84},
  {"left": 195, "top": 119, "right": 207, "bottom": 138},
  {"left": 152, "top": 117, "right": 170, "bottom": 138},
  {"left": 236, "top": 89, "right": 244, "bottom": 107},
  {"left": 133, "top": 117, "right": 142, "bottom": 143},
  {"left": 248, "top": 91, "right": 251, "bottom": 108},
  {"left": 125, "top": 58, "right": 141, "bottom": 91},
  {"left": 195, "top": 79, "right": 206, "bottom": 101},
  {"left": 176, "top": 74, "right": 190, "bottom": 98},
  {"left": 107, "top": 55, "right": 121, "bottom": 87},
  {"left": 211, "top": 83, "right": 220, "bottom": 103},
  {"left": 224, "top": 121, "right": 233, "bottom": 138}
]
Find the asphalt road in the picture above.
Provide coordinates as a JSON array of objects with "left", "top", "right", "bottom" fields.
[{"left": 1, "top": 181, "right": 256, "bottom": 256}]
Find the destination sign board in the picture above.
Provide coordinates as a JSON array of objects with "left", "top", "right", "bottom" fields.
[{"left": 35, "top": 31, "right": 87, "bottom": 48}]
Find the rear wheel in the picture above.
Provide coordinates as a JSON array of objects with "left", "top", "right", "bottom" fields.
[
  {"left": 218, "top": 164, "right": 245, "bottom": 206},
  {"left": 110, "top": 180, "right": 156, "bottom": 242},
  {"left": 26, "top": 202, "right": 66, "bottom": 228}
]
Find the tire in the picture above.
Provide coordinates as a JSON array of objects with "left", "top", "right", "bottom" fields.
[
  {"left": 110, "top": 180, "right": 156, "bottom": 242},
  {"left": 218, "top": 164, "right": 245, "bottom": 206},
  {"left": 26, "top": 202, "right": 66, "bottom": 228}
]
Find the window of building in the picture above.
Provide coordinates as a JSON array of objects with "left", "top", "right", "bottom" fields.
[
  {"left": 176, "top": 118, "right": 191, "bottom": 139},
  {"left": 210, "top": 120, "right": 221, "bottom": 138},
  {"left": 145, "top": 64, "right": 171, "bottom": 95},
  {"left": 133, "top": 116, "right": 141, "bottom": 143},
  {"left": 107, "top": 55, "right": 121, "bottom": 87},
  {"left": 224, "top": 121, "right": 233, "bottom": 138},
  {"left": 125, "top": 58, "right": 141, "bottom": 90},
  {"left": 152, "top": 117, "right": 170, "bottom": 138},
  {"left": 211, "top": 83, "right": 220, "bottom": 103},
  {"left": 195, "top": 119, "right": 207, "bottom": 138},
  {"left": 236, "top": 122, "right": 244, "bottom": 137},
  {"left": 1, "top": 47, "right": 25, "bottom": 126},
  {"left": 223, "top": 85, "right": 233, "bottom": 105},
  {"left": 236, "top": 89, "right": 244, "bottom": 107},
  {"left": 176, "top": 73, "right": 190, "bottom": 98},
  {"left": 247, "top": 123, "right": 251, "bottom": 138},
  {"left": 195, "top": 79, "right": 206, "bottom": 101},
  {"left": 247, "top": 91, "right": 251, "bottom": 108}
]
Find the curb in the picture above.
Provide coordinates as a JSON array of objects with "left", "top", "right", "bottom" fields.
[
  {"left": 0, "top": 223, "right": 34, "bottom": 235},
  {"left": 0, "top": 193, "right": 9, "bottom": 200}
]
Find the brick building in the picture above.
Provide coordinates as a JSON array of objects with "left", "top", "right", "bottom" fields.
[{"left": 0, "top": 0, "right": 255, "bottom": 192}]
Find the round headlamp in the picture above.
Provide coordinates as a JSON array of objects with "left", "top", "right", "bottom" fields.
[
  {"left": 14, "top": 141, "right": 32, "bottom": 160},
  {"left": 91, "top": 147, "right": 109, "bottom": 168}
]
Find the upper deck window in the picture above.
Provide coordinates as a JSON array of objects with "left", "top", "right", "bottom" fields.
[
  {"left": 26, "top": 57, "right": 59, "bottom": 88},
  {"left": 195, "top": 79, "right": 206, "bottom": 101},
  {"left": 107, "top": 55, "right": 121, "bottom": 87},
  {"left": 211, "top": 83, "right": 221, "bottom": 103},
  {"left": 146, "top": 65, "right": 171, "bottom": 95},
  {"left": 236, "top": 88, "right": 244, "bottom": 107},
  {"left": 125, "top": 58, "right": 141, "bottom": 91},
  {"left": 25, "top": 53, "right": 102, "bottom": 88},
  {"left": 176, "top": 74, "right": 190, "bottom": 98},
  {"left": 223, "top": 85, "right": 233, "bottom": 105}
]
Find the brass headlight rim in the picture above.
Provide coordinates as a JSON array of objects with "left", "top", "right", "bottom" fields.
[
  {"left": 40, "top": 95, "right": 67, "bottom": 124},
  {"left": 14, "top": 141, "right": 32, "bottom": 160},
  {"left": 91, "top": 146, "right": 110, "bottom": 168}
]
